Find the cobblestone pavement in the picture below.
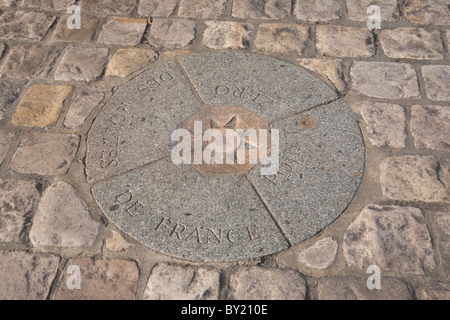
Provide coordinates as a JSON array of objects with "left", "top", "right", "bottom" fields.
[{"left": 0, "top": 0, "right": 449, "bottom": 300}]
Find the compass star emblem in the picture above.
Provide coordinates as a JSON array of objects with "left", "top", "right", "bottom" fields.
[{"left": 178, "top": 106, "right": 271, "bottom": 176}]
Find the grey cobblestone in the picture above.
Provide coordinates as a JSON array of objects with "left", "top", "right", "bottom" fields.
[
  {"left": 54, "top": 46, "right": 109, "bottom": 82},
  {"left": 293, "top": 0, "right": 340, "bottom": 22},
  {"left": 351, "top": 62, "right": 420, "bottom": 99}
]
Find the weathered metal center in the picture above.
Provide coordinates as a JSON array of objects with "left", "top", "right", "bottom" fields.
[{"left": 86, "top": 52, "right": 365, "bottom": 262}]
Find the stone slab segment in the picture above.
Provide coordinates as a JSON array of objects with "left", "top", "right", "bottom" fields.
[
  {"left": 317, "top": 276, "right": 413, "bottom": 300},
  {"left": 422, "top": 65, "right": 450, "bottom": 101},
  {"left": 92, "top": 159, "right": 289, "bottom": 262},
  {"left": 255, "top": 24, "right": 309, "bottom": 58},
  {"left": 30, "top": 182, "right": 99, "bottom": 247},
  {"left": 380, "top": 156, "right": 450, "bottom": 203},
  {"left": 52, "top": 15, "right": 99, "bottom": 42},
  {"left": 346, "top": 0, "right": 399, "bottom": 22},
  {"left": 0, "top": 11, "right": 55, "bottom": 41},
  {"left": 228, "top": 267, "right": 306, "bottom": 300},
  {"left": 179, "top": 0, "right": 226, "bottom": 19},
  {"left": 98, "top": 17, "right": 147, "bottom": 46},
  {"left": 138, "top": 0, "right": 177, "bottom": 17},
  {"left": 53, "top": 258, "right": 139, "bottom": 300},
  {"left": 0, "top": 45, "right": 62, "bottom": 79},
  {"left": 105, "top": 49, "right": 159, "bottom": 78},
  {"left": 351, "top": 62, "right": 420, "bottom": 99},
  {"left": 0, "top": 251, "right": 59, "bottom": 300},
  {"left": 293, "top": 0, "right": 340, "bottom": 21},
  {"left": 436, "top": 212, "right": 450, "bottom": 271},
  {"left": 202, "top": 21, "right": 252, "bottom": 50},
  {"left": 143, "top": 263, "right": 220, "bottom": 300},
  {"left": 80, "top": 0, "right": 137, "bottom": 14},
  {"left": 55, "top": 46, "right": 109, "bottom": 82},
  {"left": 297, "top": 58, "right": 346, "bottom": 92},
  {"left": 0, "top": 129, "right": 16, "bottom": 166},
  {"left": 380, "top": 28, "right": 444, "bottom": 60},
  {"left": 249, "top": 100, "right": 364, "bottom": 244},
  {"left": 12, "top": 85, "right": 72, "bottom": 127},
  {"left": 149, "top": 19, "right": 196, "bottom": 48},
  {"left": 417, "top": 282, "right": 450, "bottom": 300},
  {"left": 316, "top": 26, "right": 375, "bottom": 58},
  {"left": 0, "top": 80, "right": 25, "bottom": 120},
  {"left": 358, "top": 102, "right": 407, "bottom": 148},
  {"left": 344, "top": 205, "right": 435, "bottom": 274},
  {"left": 0, "top": 179, "right": 40, "bottom": 242},
  {"left": 86, "top": 60, "right": 202, "bottom": 182},
  {"left": 64, "top": 86, "right": 106, "bottom": 129},
  {"left": 10, "top": 133, "right": 80, "bottom": 176},
  {"left": 232, "top": 0, "right": 291, "bottom": 20},
  {"left": 403, "top": 0, "right": 449, "bottom": 25},
  {"left": 298, "top": 237, "right": 338, "bottom": 269},
  {"left": 411, "top": 105, "right": 450, "bottom": 151},
  {"left": 24, "top": 0, "right": 74, "bottom": 10},
  {"left": 179, "top": 52, "right": 337, "bottom": 121}
]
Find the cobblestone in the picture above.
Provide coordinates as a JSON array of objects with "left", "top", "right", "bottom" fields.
[
  {"left": 318, "top": 277, "right": 413, "bottom": 300},
  {"left": 105, "top": 48, "right": 158, "bottom": 78},
  {"left": 52, "top": 15, "right": 99, "bottom": 42},
  {"left": 0, "top": 80, "right": 25, "bottom": 120},
  {"left": 12, "top": 84, "right": 72, "bottom": 127},
  {"left": 0, "top": 179, "right": 40, "bottom": 242},
  {"left": 98, "top": 17, "right": 147, "bottom": 46},
  {"left": 403, "top": 0, "right": 450, "bottom": 26},
  {"left": 0, "top": 44, "right": 62, "bottom": 79},
  {"left": 344, "top": 205, "right": 435, "bottom": 274},
  {"left": 30, "top": 181, "right": 99, "bottom": 247},
  {"left": 10, "top": 133, "right": 80, "bottom": 176},
  {"left": 411, "top": 105, "right": 450, "bottom": 151},
  {"left": 316, "top": 26, "right": 375, "bottom": 58},
  {"left": 138, "top": 0, "right": 177, "bottom": 17},
  {"left": 54, "top": 46, "right": 109, "bottom": 82},
  {"left": 64, "top": 86, "right": 106, "bottom": 129},
  {"left": 380, "top": 28, "right": 444, "bottom": 60},
  {"left": 351, "top": 62, "right": 420, "bottom": 99},
  {"left": 436, "top": 212, "right": 450, "bottom": 271},
  {"left": 293, "top": 0, "right": 340, "bottom": 22},
  {"left": 80, "top": 0, "right": 137, "bottom": 15},
  {"left": 346, "top": 0, "right": 399, "bottom": 22},
  {"left": 149, "top": 19, "right": 196, "bottom": 48},
  {"left": 0, "top": 251, "right": 59, "bottom": 300},
  {"left": 358, "top": 101, "right": 407, "bottom": 148},
  {"left": 53, "top": 258, "right": 139, "bottom": 300},
  {"left": 422, "top": 65, "right": 450, "bottom": 101},
  {"left": 228, "top": 267, "right": 306, "bottom": 300},
  {"left": 380, "top": 156, "right": 450, "bottom": 203},
  {"left": 143, "top": 264, "right": 220, "bottom": 300},
  {"left": 0, "top": 11, "right": 55, "bottom": 41},
  {"left": 0, "top": 129, "right": 15, "bottom": 165},
  {"left": 255, "top": 24, "right": 309, "bottom": 57},
  {"left": 417, "top": 282, "right": 450, "bottom": 300},
  {"left": 179, "top": 0, "right": 226, "bottom": 19},
  {"left": 25, "top": 0, "right": 74, "bottom": 10},
  {"left": 232, "top": 0, "right": 291, "bottom": 20},
  {"left": 297, "top": 237, "right": 338, "bottom": 269},
  {"left": 202, "top": 21, "right": 252, "bottom": 50},
  {"left": 297, "top": 58, "right": 346, "bottom": 92}
]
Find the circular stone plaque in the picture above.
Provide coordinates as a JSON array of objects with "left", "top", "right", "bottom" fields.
[{"left": 87, "top": 52, "right": 365, "bottom": 262}]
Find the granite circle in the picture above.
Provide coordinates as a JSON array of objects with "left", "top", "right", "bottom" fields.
[{"left": 87, "top": 52, "right": 365, "bottom": 262}]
